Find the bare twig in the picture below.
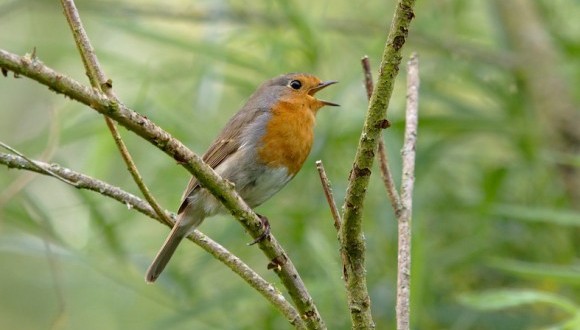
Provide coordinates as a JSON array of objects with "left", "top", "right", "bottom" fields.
[
  {"left": 104, "top": 119, "right": 174, "bottom": 226},
  {"left": 60, "top": 0, "right": 105, "bottom": 88},
  {"left": 396, "top": 53, "right": 419, "bottom": 330},
  {"left": 60, "top": 0, "right": 173, "bottom": 227},
  {"left": 1, "top": 152, "right": 169, "bottom": 220},
  {"left": 0, "top": 141, "right": 77, "bottom": 186},
  {"left": 0, "top": 152, "right": 305, "bottom": 329},
  {"left": 315, "top": 160, "right": 341, "bottom": 231},
  {"left": 315, "top": 160, "right": 349, "bottom": 286},
  {"left": 361, "top": 56, "right": 402, "bottom": 215},
  {"left": 0, "top": 49, "right": 322, "bottom": 329},
  {"left": 361, "top": 56, "right": 374, "bottom": 100},
  {"left": 339, "top": 1, "right": 416, "bottom": 328},
  {"left": 377, "top": 141, "right": 403, "bottom": 215}
]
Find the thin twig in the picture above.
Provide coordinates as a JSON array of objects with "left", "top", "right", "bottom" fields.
[
  {"left": 0, "top": 141, "right": 77, "bottom": 186},
  {"left": 377, "top": 141, "right": 403, "bottom": 215},
  {"left": 315, "top": 160, "right": 349, "bottom": 284},
  {"left": 339, "top": 1, "right": 416, "bottom": 329},
  {"left": 361, "top": 56, "right": 374, "bottom": 100},
  {"left": 60, "top": 0, "right": 107, "bottom": 89},
  {"left": 1, "top": 152, "right": 170, "bottom": 220},
  {"left": 315, "top": 160, "right": 341, "bottom": 231},
  {"left": 0, "top": 152, "right": 306, "bottom": 329},
  {"left": 60, "top": 0, "right": 173, "bottom": 227},
  {"left": 361, "top": 56, "right": 402, "bottom": 215},
  {"left": 396, "top": 53, "right": 419, "bottom": 330},
  {"left": 0, "top": 49, "right": 323, "bottom": 329},
  {"left": 104, "top": 119, "right": 173, "bottom": 226}
]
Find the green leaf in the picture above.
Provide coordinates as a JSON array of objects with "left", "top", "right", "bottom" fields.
[
  {"left": 493, "top": 204, "right": 580, "bottom": 227},
  {"left": 458, "top": 289, "right": 579, "bottom": 315},
  {"left": 488, "top": 258, "right": 580, "bottom": 286}
]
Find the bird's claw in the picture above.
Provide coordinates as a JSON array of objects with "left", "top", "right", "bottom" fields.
[{"left": 248, "top": 214, "right": 270, "bottom": 246}]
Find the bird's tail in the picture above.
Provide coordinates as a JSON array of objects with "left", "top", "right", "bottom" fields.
[{"left": 145, "top": 222, "right": 192, "bottom": 283}]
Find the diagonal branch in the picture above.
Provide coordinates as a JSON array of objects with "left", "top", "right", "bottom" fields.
[
  {"left": 339, "top": 1, "right": 416, "bottom": 328},
  {"left": 0, "top": 151, "right": 305, "bottom": 329},
  {"left": 0, "top": 141, "right": 76, "bottom": 186},
  {"left": 361, "top": 56, "right": 402, "bottom": 216},
  {"left": 60, "top": 0, "right": 172, "bottom": 227},
  {"left": 0, "top": 49, "right": 323, "bottom": 329},
  {"left": 315, "top": 160, "right": 342, "bottom": 231}
]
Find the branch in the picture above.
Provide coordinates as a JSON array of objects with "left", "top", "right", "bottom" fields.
[
  {"left": 396, "top": 53, "right": 419, "bottom": 330},
  {"left": 60, "top": 0, "right": 173, "bottom": 227},
  {"left": 315, "top": 160, "right": 341, "bottom": 231},
  {"left": 339, "top": 1, "right": 416, "bottom": 328},
  {"left": 377, "top": 141, "right": 402, "bottom": 214},
  {"left": 0, "top": 141, "right": 76, "bottom": 186},
  {"left": 361, "top": 56, "right": 402, "bottom": 216},
  {"left": 61, "top": 0, "right": 106, "bottom": 89},
  {"left": 0, "top": 152, "right": 305, "bottom": 328},
  {"left": 315, "top": 159, "right": 350, "bottom": 288},
  {"left": 0, "top": 50, "right": 323, "bottom": 329}
]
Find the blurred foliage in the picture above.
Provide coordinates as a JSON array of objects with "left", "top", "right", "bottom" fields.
[{"left": 1, "top": 0, "right": 579, "bottom": 329}]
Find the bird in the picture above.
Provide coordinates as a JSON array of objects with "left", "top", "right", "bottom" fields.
[{"left": 145, "top": 73, "right": 338, "bottom": 283}]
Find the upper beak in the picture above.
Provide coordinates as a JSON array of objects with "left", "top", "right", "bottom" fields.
[{"left": 309, "top": 80, "right": 339, "bottom": 106}]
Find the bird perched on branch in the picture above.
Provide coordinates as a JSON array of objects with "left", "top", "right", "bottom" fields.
[{"left": 146, "top": 73, "right": 338, "bottom": 282}]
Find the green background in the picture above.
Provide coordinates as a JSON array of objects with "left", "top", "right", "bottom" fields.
[{"left": 1, "top": 0, "right": 579, "bottom": 329}]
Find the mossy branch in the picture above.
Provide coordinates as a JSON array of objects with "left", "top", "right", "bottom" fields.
[{"left": 339, "top": 1, "right": 416, "bottom": 329}]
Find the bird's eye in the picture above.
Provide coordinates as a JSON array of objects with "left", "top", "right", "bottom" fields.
[{"left": 289, "top": 80, "right": 302, "bottom": 90}]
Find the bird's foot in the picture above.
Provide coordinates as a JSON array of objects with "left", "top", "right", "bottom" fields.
[{"left": 248, "top": 214, "right": 270, "bottom": 246}]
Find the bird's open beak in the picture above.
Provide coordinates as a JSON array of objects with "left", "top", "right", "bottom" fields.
[{"left": 309, "top": 81, "right": 339, "bottom": 106}]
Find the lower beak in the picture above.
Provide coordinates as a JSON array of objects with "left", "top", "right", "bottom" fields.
[
  {"left": 310, "top": 80, "right": 339, "bottom": 107},
  {"left": 321, "top": 100, "right": 340, "bottom": 107}
]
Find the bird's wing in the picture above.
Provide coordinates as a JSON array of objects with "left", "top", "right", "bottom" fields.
[{"left": 177, "top": 107, "right": 267, "bottom": 214}]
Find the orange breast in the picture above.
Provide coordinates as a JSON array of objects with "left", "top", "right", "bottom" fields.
[{"left": 257, "top": 101, "right": 315, "bottom": 175}]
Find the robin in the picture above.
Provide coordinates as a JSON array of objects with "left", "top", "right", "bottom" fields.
[{"left": 146, "top": 73, "right": 338, "bottom": 282}]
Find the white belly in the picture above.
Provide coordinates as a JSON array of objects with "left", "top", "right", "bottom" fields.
[
  {"left": 238, "top": 166, "right": 292, "bottom": 207},
  {"left": 195, "top": 149, "right": 293, "bottom": 216}
]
